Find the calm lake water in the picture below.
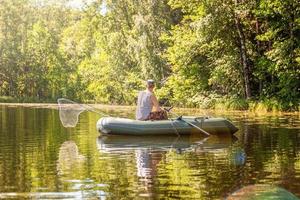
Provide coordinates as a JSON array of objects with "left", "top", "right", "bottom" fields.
[{"left": 0, "top": 105, "right": 299, "bottom": 199}]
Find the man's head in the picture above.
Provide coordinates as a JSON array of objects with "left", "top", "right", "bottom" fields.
[{"left": 146, "top": 79, "right": 155, "bottom": 90}]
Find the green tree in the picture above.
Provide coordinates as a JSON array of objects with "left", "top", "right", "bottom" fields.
[{"left": 255, "top": 0, "right": 300, "bottom": 107}]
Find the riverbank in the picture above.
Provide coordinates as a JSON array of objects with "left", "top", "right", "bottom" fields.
[
  {"left": 1, "top": 96, "right": 299, "bottom": 113},
  {"left": 0, "top": 102, "right": 135, "bottom": 111},
  {"left": 201, "top": 97, "right": 300, "bottom": 113},
  {"left": 159, "top": 94, "right": 299, "bottom": 113},
  {"left": 0, "top": 102, "right": 299, "bottom": 116}
]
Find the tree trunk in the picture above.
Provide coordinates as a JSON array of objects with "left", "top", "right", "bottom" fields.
[
  {"left": 256, "top": 18, "right": 263, "bottom": 94},
  {"left": 234, "top": 0, "right": 252, "bottom": 99}
]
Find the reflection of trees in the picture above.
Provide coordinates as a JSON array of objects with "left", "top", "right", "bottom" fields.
[
  {"left": 154, "top": 135, "right": 243, "bottom": 199},
  {"left": 153, "top": 126, "right": 299, "bottom": 199},
  {"left": 0, "top": 107, "right": 69, "bottom": 192},
  {"left": 236, "top": 123, "right": 300, "bottom": 197}
]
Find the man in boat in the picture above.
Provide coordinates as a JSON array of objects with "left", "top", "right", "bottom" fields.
[{"left": 136, "top": 79, "right": 167, "bottom": 120}]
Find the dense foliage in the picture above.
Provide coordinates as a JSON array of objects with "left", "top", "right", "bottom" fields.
[{"left": 0, "top": 0, "right": 299, "bottom": 111}]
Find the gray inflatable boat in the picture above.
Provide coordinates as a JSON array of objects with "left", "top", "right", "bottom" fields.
[{"left": 97, "top": 116, "right": 238, "bottom": 135}]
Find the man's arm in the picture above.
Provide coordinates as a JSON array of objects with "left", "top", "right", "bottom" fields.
[{"left": 150, "top": 94, "right": 162, "bottom": 111}]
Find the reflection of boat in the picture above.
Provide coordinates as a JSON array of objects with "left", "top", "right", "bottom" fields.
[
  {"left": 97, "top": 116, "right": 238, "bottom": 135},
  {"left": 96, "top": 134, "right": 237, "bottom": 153}
]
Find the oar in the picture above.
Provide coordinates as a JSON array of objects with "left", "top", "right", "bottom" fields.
[
  {"left": 164, "top": 108, "right": 210, "bottom": 136},
  {"left": 177, "top": 116, "right": 210, "bottom": 136}
]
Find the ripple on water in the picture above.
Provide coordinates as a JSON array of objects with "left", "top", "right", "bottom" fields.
[{"left": 0, "top": 191, "right": 106, "bottom": 199}]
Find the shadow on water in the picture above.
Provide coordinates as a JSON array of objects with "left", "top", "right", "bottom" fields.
[{"left": 0, "top": 105, "right": 299, "bottom": 199}]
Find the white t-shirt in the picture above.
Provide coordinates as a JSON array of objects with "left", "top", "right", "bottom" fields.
[{"left": 136, "top": 90, "right": 153, "bottom": 120}]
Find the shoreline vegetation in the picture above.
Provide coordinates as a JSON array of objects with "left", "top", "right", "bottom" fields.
[
  {"left": 1, "top": 96, "right": 299, "bottom": 114},
  {"left": 0, "top": 1, "right": 299, "bottom": 112}
]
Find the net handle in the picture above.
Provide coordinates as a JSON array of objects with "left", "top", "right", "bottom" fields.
[{"left": 57, "top": 98, "right": 108, "bottom": 116}]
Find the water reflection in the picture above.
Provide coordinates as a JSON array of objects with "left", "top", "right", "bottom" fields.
[
  {"left": 135, "top": 150, "right": 162, "bottom": 198},
  {"left": 97, "top": 134, "right": 236, "bottom": 153},
  {"left": 0, "top": 105, "right": 299, "bottom": 199},
  {"left": 226, "top": 184, "right": 299, "bottom": 200},
  {"left": 57, "top": 141, "right": 86, "bottom": 175},
  {"left": 0, "top": 191, "right": 106, "bottom": 199},
  {"left": 97, "top": 134, "right": 240, "bottom": 199}
]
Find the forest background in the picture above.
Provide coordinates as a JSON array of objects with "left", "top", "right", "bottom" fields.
[{"left": 0, "top": 0, "right": 299, "bottom": 111}]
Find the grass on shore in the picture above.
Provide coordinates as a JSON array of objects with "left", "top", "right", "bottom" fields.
[{"left": 214, "top": 98, "right": 299, "bottom": 112}]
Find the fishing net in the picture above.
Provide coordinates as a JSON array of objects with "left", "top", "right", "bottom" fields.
[{"left": 57, "top": 98, "right": 86, "bottom": 127}]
